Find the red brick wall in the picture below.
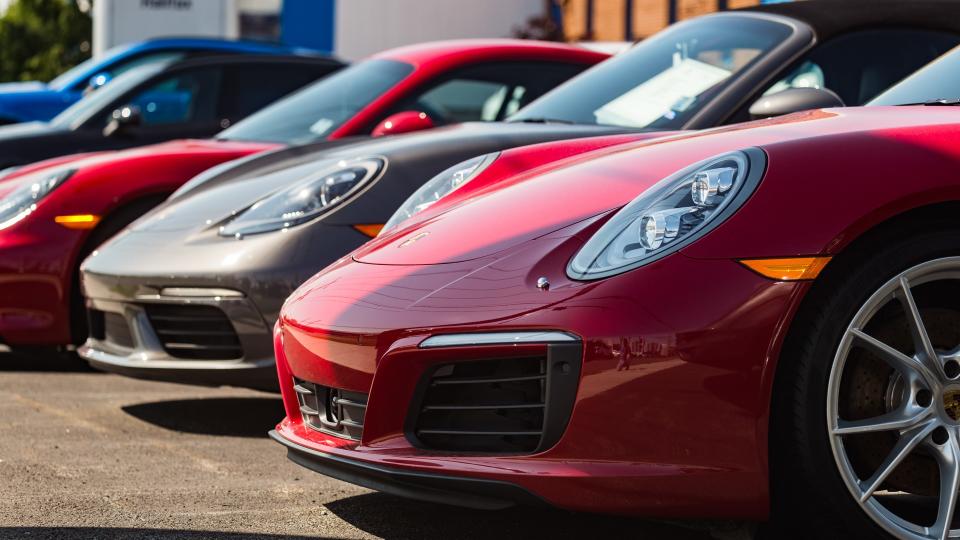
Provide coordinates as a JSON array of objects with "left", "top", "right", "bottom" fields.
[{"left": 560, "top": 0, "right": 761, "bottom": 41}]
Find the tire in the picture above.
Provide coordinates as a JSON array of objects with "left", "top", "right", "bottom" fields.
[{"left": 773, "top": 217, "right": 960, "bottom": 540}]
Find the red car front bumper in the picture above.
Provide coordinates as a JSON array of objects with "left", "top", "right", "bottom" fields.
[
  {"left": 271, "top": 225, "right": 807, "bottom": 518},
  {"left": 0, "top": 221, "right": 86, "bottom": 345}
]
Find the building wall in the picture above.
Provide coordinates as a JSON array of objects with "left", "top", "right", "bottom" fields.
[
  {"left": 92, "top": 0, "right": 546, "bottom": 60},
  {"left": 333, "top": 0, "right": 545, "bottom": 60},
  {"left": 93, "top": 0, "right": 238, "bottom": 57},
  {"left": 561, "top": 0, "right": 762, "bottom": 41}
]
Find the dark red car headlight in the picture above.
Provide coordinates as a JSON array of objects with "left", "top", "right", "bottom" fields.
[
  {"left": 0, "top": 168, "right": 75, "bottom": 231},
  {"left": 567, "top": 148, "right": 766, "bottom": 280}
]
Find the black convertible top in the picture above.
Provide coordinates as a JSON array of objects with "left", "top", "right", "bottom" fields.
[{"left": 739, "top": 1, "right": 960, "bottom": 42}]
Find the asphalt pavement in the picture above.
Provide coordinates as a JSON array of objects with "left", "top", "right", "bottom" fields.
[{"left": 0, "top": 352, "right": 751, "bottom": 540}]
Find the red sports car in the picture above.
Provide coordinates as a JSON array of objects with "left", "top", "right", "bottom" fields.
[
  {"left": 271, "top": 104, "right": 960, "bottom": 538},
  {"left": 0, "top": 40, "right": 605, "bottom": 350}
]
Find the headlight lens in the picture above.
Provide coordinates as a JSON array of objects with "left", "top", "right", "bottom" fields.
[
  {"left": 567, "top": 150, "right": 763, "bottom": 280},
  {"left": 0, "top": 169, "right": 75, "bottom": 231},
  {"left": 381, "top": 152, "right": 498, "bottom": 234},
  {"left": 0, "top": 166, "right": 21, "bottom": 180},
  {"left": 219, "top": 158, "right": 384, "bottom": 238}
]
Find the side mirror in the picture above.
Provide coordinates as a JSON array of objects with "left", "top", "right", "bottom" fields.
[
  {"left": 103, "top": 104, "right": 142, "bottom": 137},
  {"left": 372, "top": 111, "right": 434, "bottom": 137},
  {"left": 748, "top": 88, "right": 845, "bottom": 120},
  {"left": 85, "top": 72, "right": 112, "bottom": 95}
]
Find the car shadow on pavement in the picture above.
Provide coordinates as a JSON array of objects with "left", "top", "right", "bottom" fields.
[
  {"left": 323, "top": 492, "right": 751, "bottom": 540},
  {"left": 0, "top": 351, "right": 96, "bottom": 372},
  {"left": 122, "top": 397, "right": 284, "bottom": 438},
  {"left": 0, "top": 529, "right": 336, "bottom": 540}
]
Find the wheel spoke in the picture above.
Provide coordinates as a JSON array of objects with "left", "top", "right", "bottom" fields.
[
  {"left": 932, "top": 437, "right": 960, "bottom": 540},
  {"left": 834, "top": 406, "right": 930, "bottom": 436},
  {"left": 897, "top": 275, "right": 944, "bottom": 378},
  {"left": 850, "top": 328, "right": 937, "bottom": 383},
  {"left": 858, "top": 420, "right": 937, "bottom": 503}
]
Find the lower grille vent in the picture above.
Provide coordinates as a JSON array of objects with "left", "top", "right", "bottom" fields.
[
  {"left": 104, "top": 312, "right": 134, "bottom": 348},
  {"left": 87, "top": 309, "right": 133, "bottom": 348},
  {"left": 143, "top": 304, "right": 242, "bottom": 360},
  {"left": 294, "top": 378, "right": 367, "bottom": 441},
  {"left": 409, "top": 344, "right": 581, "bottom": 454},
  {"left": 88, "top": 309, "right": 105, "bottom": 341}
]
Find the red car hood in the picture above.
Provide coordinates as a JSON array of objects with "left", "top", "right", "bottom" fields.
[{"left": 353, "top": 107, "right": 957, "bottom": 265}]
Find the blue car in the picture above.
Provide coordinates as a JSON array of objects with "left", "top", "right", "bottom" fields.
[{"left": 0, "top": 37, "right": 318, "bottom": 125}]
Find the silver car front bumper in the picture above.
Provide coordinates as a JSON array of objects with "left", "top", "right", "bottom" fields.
[{"left": 79, "top": 282, "right": 278, "bottom": 391}]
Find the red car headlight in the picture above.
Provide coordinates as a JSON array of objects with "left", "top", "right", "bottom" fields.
[
  {"left": 0, "top": 168, "right": 76, "bottom": 231},
  {"left": 567, "top": 149, "right": 765, "bottom": 280}
]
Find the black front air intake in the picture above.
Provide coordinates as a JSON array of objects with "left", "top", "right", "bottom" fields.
[
  {"left": 87, "top": 309, "right": 134, "bottom": 349},
  {"left": 143, "top": 304, "right": 242, "bottom": 360},
  {"left": 294, "top": 378, "right": 367, "bottom": 442},
  {"left": 407, "top": 343, "right": 581, "bottom": 454},
  {"left": 87, "top": 309, "right": 105, "bottom": 341}
]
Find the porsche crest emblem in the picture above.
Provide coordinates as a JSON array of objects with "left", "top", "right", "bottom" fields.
[{"left": 944, "top": 389, "right": 960, "bottom": 421}]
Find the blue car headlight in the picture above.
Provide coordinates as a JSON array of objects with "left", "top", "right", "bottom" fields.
[{"left": 568, "top": 149, "right": 765, "bottom": 280}]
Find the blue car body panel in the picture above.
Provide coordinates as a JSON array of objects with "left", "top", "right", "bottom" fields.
[{"left": 0, "top": 38, "right": 316, "bottom": 124}]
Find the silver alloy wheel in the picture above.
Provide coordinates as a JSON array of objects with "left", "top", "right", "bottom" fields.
[{"left": 828, "top": 257, "right": 960, "bottom": 540}]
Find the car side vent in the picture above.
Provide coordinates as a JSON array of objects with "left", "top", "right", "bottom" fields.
[
  {"left": 408, "top": 343, "right": 582, "bottom": 454},
  {"left": 87, "top": 309, "right": 105, "bottom": 341},
  {"left": 294, "top": 378, "right": 367, "bottom": 442},
  {"left": 104, "top": 312, "right": 134, "bottom": 349},
  {"left": 143, "top": 304, "right": 242, "bottom": 360}
]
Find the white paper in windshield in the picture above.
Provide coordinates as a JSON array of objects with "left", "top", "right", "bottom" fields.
[{"left": 594, "top": 57, "right": 731, "bottom": 127}]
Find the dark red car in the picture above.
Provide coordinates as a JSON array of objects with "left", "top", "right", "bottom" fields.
[
  {"left": 271, "top": 103, "right": 960, "bottom": 538},
  {"left": 0, "top": 40, "right": 605, "bottom": 350}
]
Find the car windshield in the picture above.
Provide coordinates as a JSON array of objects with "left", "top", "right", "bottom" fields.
[
  {"left": 218, "top": 59, "right": 415, "bottom": 144},
  {"left": 510, "top": 14, "right": 794, "bottom": 130},
  {"left": 49, "top": 61, "right": 172, "bottom": 130},
  {"left": 868, "top": 45, "right": 960, "bottom": 105},
  {"left": 48, "top": 42, "right": 138, "bottom": 91}
]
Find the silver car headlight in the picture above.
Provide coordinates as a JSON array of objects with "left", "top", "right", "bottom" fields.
[
  {"left": 568, "top": 149, "right": 764, "bottom": 280},
  {"left": 219, "top": 157, "right": 384, "bottom": 238},
  {"left": 381, "top": 152, "right": 499, "bottom": 234},
  {"left": 0, "top": 169, "right": 76, "bottom": 231}
]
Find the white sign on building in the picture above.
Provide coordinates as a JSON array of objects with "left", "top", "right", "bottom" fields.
[
  {"left": 93, "top": 0, "right": 238, "bottom": 56},
  {"left": 334, "top": 0, "right": 544, "bottom": 60}
]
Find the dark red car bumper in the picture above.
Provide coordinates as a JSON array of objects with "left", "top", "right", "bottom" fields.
[
  {"left": 272, "top": 223, "right": 807, "bottom": 518},
  {"left": 0, "top": 221, "right": 85, "bottom": 345}
]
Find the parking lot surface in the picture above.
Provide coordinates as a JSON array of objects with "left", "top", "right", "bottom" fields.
[{"left": 0, "top": 353, "right": 743, "bottom": 540}]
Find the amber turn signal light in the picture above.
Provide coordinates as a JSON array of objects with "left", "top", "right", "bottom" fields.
[
  {"left": 54, "top": 214, "right": 101, "bottom": 230},
  {"left": 739, "top": 256, "right": 831, "bottom": 281},
  {"left": 353, "top": 224, "right": 385, "bottom": 238}
]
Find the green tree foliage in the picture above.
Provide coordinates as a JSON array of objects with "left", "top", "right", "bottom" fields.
[{"left": 0, "top": 0, "right": 92, "bottom": 83}]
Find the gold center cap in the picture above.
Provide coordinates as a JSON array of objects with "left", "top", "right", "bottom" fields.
[{"left": 944, "top": 389, "right": 960, "bottom": 421}]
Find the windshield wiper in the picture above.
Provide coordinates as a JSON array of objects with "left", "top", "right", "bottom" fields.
[{"left": 511, "top": 117, "right": 575, "bottom": 125}]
